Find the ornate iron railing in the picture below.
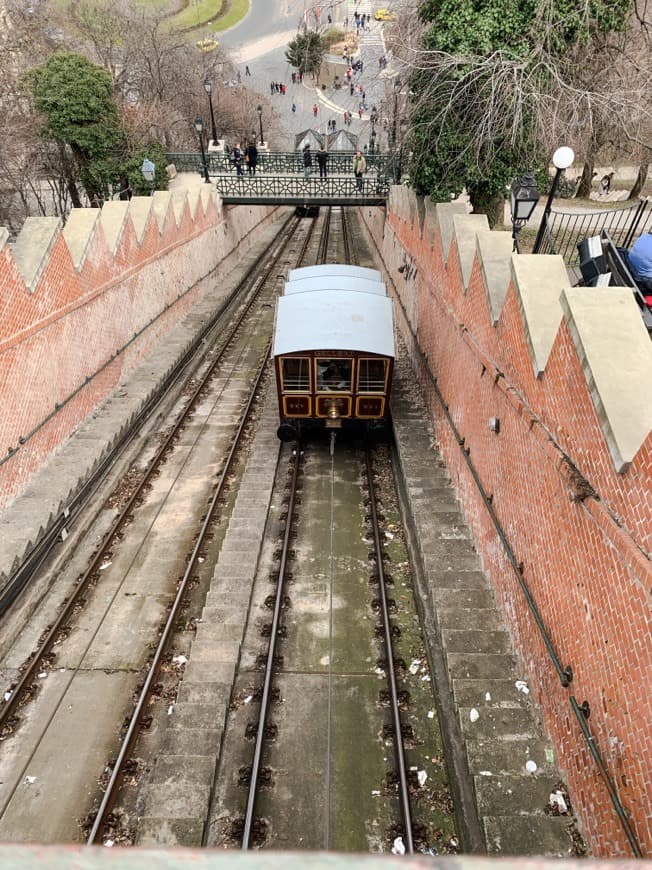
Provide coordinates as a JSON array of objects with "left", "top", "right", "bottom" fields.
[
  {"left": 166, "top": 150, "right": 393, "bottom": 176},
  {"left": 210, "top": 173, "right": 390, "bottom": 205}
]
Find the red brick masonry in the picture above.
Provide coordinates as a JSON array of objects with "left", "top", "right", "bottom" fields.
[
  {"left": 0, "top": 191, "right": 277, "bottom": 512},
  {"left": 360, "top": 192, "right": 651, "bottom": 857}
]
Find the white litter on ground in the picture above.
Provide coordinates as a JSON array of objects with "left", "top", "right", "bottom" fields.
[
  {"left": 409, "top": 659, "right": 420, "bottom": 674},
  {"left": 526, "top": 760, "right": 538, "bottom": 773},
  {"left": 515, "top": 680, "right": 530, "bottom": 694},
  {"left": 172, "top": 654, "right": 187, "bottom": 666},
  {"left": 371, "top": 790, "right": 381, "bottom": 796},
  {"left": 167, "top": 705, "right": 174, "bottom": 716},
  {"left": 25, "top": 776, "right": 36, "bottom": 785},
  {"left": 417, "top": 770, "right": 428, "bottom": 787},
  {"left": 469, "top": 708, "right": 479, "bottom": 722},
  {"left": 3, "top": 691, "right": 11, "bottom": 701},
  {"left": 479, "top": 771, "right": 492, "bottom": 776},
  {"left": 549, "top": 790, "right": 568, "bottom": 814},
  {"left": 385, "top": 531, "right": 394, "bottom": 540},
  {"left": 99, "top": 561, "right": 112, "bottom": 571},
  {"left": 38, "top": 672, "right": 47, "bottom": 679},
  {"left": 244, "top": 695, "right": 253, "bottom": 704},
  {"left": 391, "top": 836, "right": 406, "bottom": 855},
  {"left": 427, "top": 710, "right": 435, "bottom": 719},
  {"left": 485, "top": 692, "right": 492, "bottom": 701}
]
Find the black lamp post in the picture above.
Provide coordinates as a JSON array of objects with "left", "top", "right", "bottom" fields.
[
  {"left": 257, "top": 105, "right": 264, "bottom": 145},
  {"left": 509, "top": 172, "right": 540, "bottom": 252},
  {"left": 141, "top": 158, "right": 156, "bottom": 195},
  {"left": 392, "top": 77, "right": 402, "bottom": 147},
  {"left": 533, "top": 146, "right": 574, "bottom": 253},
  {"left": 194, "top": 115, "right": 210, "bottom": 183},
  {"left": 203, "top": 77, "right": 218, "bottom": 145}
]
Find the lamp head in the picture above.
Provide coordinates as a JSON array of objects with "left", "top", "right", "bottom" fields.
[
  {"left": 510, "top": 171, "right": 540, "bottom": 224},
  {"left": 257, "top": 104, "right": 262, "bottom": 115},
  {"left": 553, "top": 146, "right": 574, "bottom": 170},
  {"left": 141, "top": 158, "right": 156, "bottom": 183},
  {"left": 203, "top": 78, "right": 212, "bottom": 95},
  {"left": 194, "top": 114, "right": 203, "bottom": 134}
]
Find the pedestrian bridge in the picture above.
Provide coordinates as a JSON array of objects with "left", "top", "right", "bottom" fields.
[{"left": 166, "top": 151, "right": 397, "bottom": 206}]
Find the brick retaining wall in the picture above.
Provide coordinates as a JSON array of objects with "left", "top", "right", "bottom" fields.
[
  {"left": 0, "top": 191, "right": 281, "bottom": 512},
  {"left": 359, "top": 191, "right": 651, "bottom": 857}
]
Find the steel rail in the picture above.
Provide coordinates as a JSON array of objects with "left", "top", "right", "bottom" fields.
[
  {"left": 365, "top": 449, "right": 415, "bottom": 854},
  {"left": 316, "top": 207, "right": 332, "bottom": 264},
  {"left": 341, "top": 207, "right": 357, "bottom": 265},
  {"left": 0, "top": 212, "right": 299, "bottom": 620},
  {"left": 0, "top": 215, "right": 302, "bottom": 733},
  {"left": 87, "top": 339, "right": 273, "bottom": 844},
  {"left": 241, "top": 445, "right": 302, "bottom": 849}
]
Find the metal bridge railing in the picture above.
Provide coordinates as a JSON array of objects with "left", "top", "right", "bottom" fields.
[
  {"left": 211, "top": 173, "right": 390, "bottom": 203},
  {"left": 166, "top": 150, "right": 393, "bottom": 177}
]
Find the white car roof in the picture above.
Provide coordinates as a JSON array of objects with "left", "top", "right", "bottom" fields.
[
  {"left": 285, "top": 276, "right": 386, "bottom": 296},
  {"left": 273, "top": 290, "right": 394, "bottom": 357},
  {"left": 287, "top": 264, "right": 382, "bottom": 283}
]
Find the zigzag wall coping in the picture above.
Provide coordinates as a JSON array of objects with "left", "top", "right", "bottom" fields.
[
  {"left": 151, "top": 191, "right": 172, "bottom": 230},
  {"left": 10, "top": 216, "right": 62, "bottom": 291},
  {"left": 61, "top": 207, "right": 101, "bottom": 270},
  {"left": 561, "top": 286, "right": 652, "bottom": 472},
  {"left": 511, "top": 254, "right": 568, "bottom": 376},
  {"left": 453, "top": 213, "right": 490, "bottom": 289},
  {"left": 128, "top": 197, "right": 154, "bottom": 244},
  {"left": 0, "top": 227, "right": 9, "bottom": 250},
  {"left": 435, "top": 202, "right": 468, "bottom": 264},
  {"left": 171, "top": 188, "right": 191, "bottom": 224},
  {"left": 99, "top": 201, "right": 129, "bottom": 254},
  {"left": 476, "top": 230, "right": 514, "bottom": 324}
]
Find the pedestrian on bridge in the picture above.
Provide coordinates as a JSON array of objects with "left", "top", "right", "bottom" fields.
[
  {"left": 313, "top": 103, "right": 318, "bottom": 117},
  {"left": 303, "top": 143, "right": 313, "bottom": 178},
  {"left": 353, "top": 149, "right": 366, "bottom": 190},
  {"left": 245, "top": 142, "right": 258, "bottom": 175},
  {"left": 317, "top": 146, "right": 328, "bottom": 179}
]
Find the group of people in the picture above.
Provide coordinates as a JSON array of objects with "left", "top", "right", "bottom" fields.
[
  {"left": 270, "top": 81, "right": 287, "bottom": 95},
  {"left": 229, "top": 142, "right": 258, "bottom": 176},
  {"left": 301, "top": 143, "right": 367, "bottom": 189}
]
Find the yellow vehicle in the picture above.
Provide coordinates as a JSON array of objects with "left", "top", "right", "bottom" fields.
[{"left": 375, "top": 8, "right": 397, "bottom": 20}]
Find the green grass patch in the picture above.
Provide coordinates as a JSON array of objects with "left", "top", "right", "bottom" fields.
[{"left": 167, "top": 0, "right": 249, "bottom": 33}]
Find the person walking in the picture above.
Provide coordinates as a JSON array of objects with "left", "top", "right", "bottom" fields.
[
  {"left": 312, "top": 103, "right": 318, "bottom": 117},
  {"left": 292, "top": 102, "right": 297, "bottom": 113},
  {"left": 245, "top": 141, "right": 258, "bottom": 175},
  {"left": 353, "top": 149, "right": 366, "bottom": 190},
  {"left": 245, "top": 65, "right": 251, "bottom": 76},
  {"left": 232, "top": 144, "right": 244, "bottom": 176},
  {"left": 302, "top": 143, "right": 313, "bottom": 178},
  {"left": 317, "top": 145, "right": 328, "bottom": 179}
]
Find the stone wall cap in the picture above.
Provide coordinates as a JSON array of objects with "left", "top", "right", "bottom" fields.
[
  {"left": 511, "top": 255, "right": 568, "bottom": 376},
  {"left": 561, "top": 286, "right": 652, "bottom": 472},
  {"left": 453, "top": 213, "right": 490, "bottom": 289},
  {"left": 436, "top": 202, "right": 470, "bottom": 264},
  {"left": 10, "top": 217, "right": 62, "bottom": 292},
  {"left": 61, "top": 208, "right": 101, "bottom": 270},
  {"left": 476, "top": 231, "right": 513, "bottom": 323}
]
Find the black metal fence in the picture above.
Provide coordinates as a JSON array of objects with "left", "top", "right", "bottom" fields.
[
  {"left": 536, "top": 198, "right": 650, "bottom": 265},
  {"left": 211, "top": 173, "right": 390, "bottom": 205},
  {"left": 166, "top": 150, "right": 393, "bottom": 177}
]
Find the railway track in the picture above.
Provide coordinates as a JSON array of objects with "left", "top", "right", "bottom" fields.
[{"left": 0, "top": 206, "right": 458, "bottom": 854}]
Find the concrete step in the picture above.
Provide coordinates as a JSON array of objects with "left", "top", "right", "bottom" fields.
[
  {"left": 474, "top": 772, "right": 562, "bottom": 816},
  {"left": 483, "top": 814, "right": 572, "bottom": 856},
  {"left": 150, "top": 754, "right": 214, "bottom": 787},
  {"left": 466, "top": 738, "right": 556, "bottom": 777},
  {"left": 459, "top": 705, "right": 539, "bottom": 740}
]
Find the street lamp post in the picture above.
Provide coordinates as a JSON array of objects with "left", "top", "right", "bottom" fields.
[
  {"left": 141, "top": 158, "right": 156, "bottom": 195},
  {"left": 392, "top": 77, "right": 402, "bottom": 148},
  {"left": 203, "top": 78, "right": 218, "bottom": 145},
  {"left": 257, "top": 105, "right": 264, "bottom": 146},
  {"left": 509, "top": 172, "right": 540, "bottom": 253},
  {"left": 194, "top": 115, "right": 211, "bottom": 183},
  {"left": 533, "top": 146, "right": 574, "bottom": 253}
]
